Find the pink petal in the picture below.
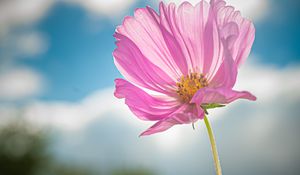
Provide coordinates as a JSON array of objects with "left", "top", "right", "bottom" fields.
[
  {"left": 140, "top": 105, "right": 204, "bottom": 136},
  {"left": 114, "top": 33, "right": 176, "bottom": 95},
  {"left": 211, "top": 0, "right": 255, "bottom": 67},
  {"left": 116, "top": 7, "right": 189, "bottom": 79},
  {"left": 158, "top": 1, "right": 243, "bottom": 83},
  {"left": 147, "top": 6, "right": 189, "bottom": 76},
  {"left": 203, "top": 1, "right": 255, "bottom": 87},
  {"left": 191, "top": 87, "right": 256, "bottom": 105},
  {"left": 159, "top": 1, "right": 221, "bottom": 75},
  {"left": 114, "top": 79, "right": 180, "bottom": 121},
  {"left": 209, "top": 23, "right": 238, "bottom": 88},
  {"left": 206, "top": 17, "right": 242, "bottom": 88}
]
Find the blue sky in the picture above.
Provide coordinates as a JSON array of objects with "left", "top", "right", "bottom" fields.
[
  {"left": 23, "top": 2, "right": 120, "bottom": 101},
  {"left": 254, "top": 0, "right": 300, "bottom": 65},
  {"left": 1, "top": 0, "right": 300, "bottom": 175}
]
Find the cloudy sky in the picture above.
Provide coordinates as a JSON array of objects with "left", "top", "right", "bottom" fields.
[{"left": 0, "top": 0, "right": 300, "bottom": 174}]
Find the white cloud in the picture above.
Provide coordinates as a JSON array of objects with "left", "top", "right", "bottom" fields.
[
  {"left": 15, "top": 32, "right": 48, "bottom": 58},
  {"left": 0, "top": 67, "right": 44, "bottom": 101},
  {"left": 0, "top": 0, "right": 53, "bottom": 37},
  {"left": 64, "top": 0, "right": 137, "bottom": 18},
  {"left": 0, "top": 32, "right": 48, "bottom": 62},
  {"left": 0, "top": 0, "right": 138, "bottom": 32},
  {"left": 236, "top": 59, "right": 300, "bottom": 103},
  {"left": 157, "top": 0, "right": 269, "bottom": 21},
  {"left": 20, "top": 88, "right": 141, "bottom": 131},
  {"left": 225, "top": 0, "right": 269, "bottom": 21},
  {"left": 0, "top": 87, "right": 180, "bottom": 133}
]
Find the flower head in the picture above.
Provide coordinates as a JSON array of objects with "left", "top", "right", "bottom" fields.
[{"left": 113, "top": 0, "right": 256, "bottom": 136}]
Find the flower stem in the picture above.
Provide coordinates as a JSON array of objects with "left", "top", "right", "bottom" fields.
[{"left": 204, "top": 115, "right": 222, "bottom": 175}]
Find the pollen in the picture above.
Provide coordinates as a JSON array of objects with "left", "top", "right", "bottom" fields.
[{"left": 176, "top": 73, "right": 208, "bottom": 103}]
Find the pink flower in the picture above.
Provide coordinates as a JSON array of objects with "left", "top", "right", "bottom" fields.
[{"left": 113, "top": 0, "right": 256, "bottom": 136}]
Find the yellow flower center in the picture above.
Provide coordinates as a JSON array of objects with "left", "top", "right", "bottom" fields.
[{"left": 176, "top": 73, "right": 208, "bottom": 103}]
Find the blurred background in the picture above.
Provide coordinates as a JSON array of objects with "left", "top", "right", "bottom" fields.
[{"left": 0, "top": 0, "right": 299, "bottom": 175}]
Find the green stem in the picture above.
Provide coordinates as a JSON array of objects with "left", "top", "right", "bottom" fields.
[{"left": 204, "top": 115, "right": 222, "bottom": 175}]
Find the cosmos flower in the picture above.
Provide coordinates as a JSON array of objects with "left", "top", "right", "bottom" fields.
[{"left": 113, "top": 0, "right": 256, "bottom": 136}]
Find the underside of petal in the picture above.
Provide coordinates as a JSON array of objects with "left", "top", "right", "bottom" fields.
[
  {"left": 114, "top": 79, "right": 180, "bottom": 121},
  {"left": 191, "top": 87, "right": 256, "bottom": 105},
  {"left": 140, "top": 105, "right": 204, "bottom": 136}
]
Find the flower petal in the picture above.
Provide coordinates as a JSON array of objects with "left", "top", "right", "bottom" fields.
[
  {"left": 208, "top": 31, "right": 238, "bottom": 88},
  {"left": 207, "top": 0, "right": 255, "bottom": 85},
  {"left": 146, "top": 6, "right": 189, "bottom": 76},
  {"left": 159, "top": 1, "right": 221, "bottom": 75},
  {"left": 211, "top": 0, "right": 255, "bottom": 67},
  {"left": 140, "top": 105, "right": 204, "bottom": 136},
  {"left": 114, "top": 33, "right": 176, "bottom": 95},
  {"left": 191, "top": 87, "right": 256, "bottom": 105},
  {"left": 116, "top": 7, "right": 189, "bottom": 79},
  {"left": 158, "top": 1, "right": 243, "bottom": 85},
  {"left": 114, "top": 79, "right": 180, "bottom": 121}
]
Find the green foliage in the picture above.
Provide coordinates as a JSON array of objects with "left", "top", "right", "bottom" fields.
[
  {"left": 0, "top": 120, "right": 156, "bottom": 175},
  {"left": 37, "top": 163, "right": 99, "bottom": 175},
  {"left": 111, "top": 168, "right": 155, "bottom": 175},
  {"left": 0, "top": 121, "right": 100, "bottom": 175},
  {"left": 0, "top": 121, "right": 49, "bottom": 175}
]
